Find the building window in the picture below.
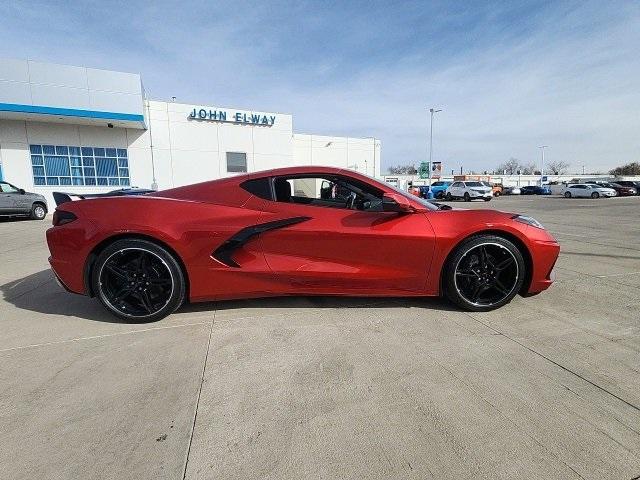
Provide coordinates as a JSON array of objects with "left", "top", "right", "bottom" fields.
[
  {"left": 226, "top": 152, "right": 247, "bottom": 173},
  {"left": 29, "top": 144, "right": 130, "bottom": 187}
]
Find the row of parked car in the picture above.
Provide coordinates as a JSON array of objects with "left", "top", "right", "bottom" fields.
[
  {"left": 415, "top": 179, "right": 640, "bottom": 201},
  {"left": 416, "top": 181, "right": 551, "bottom": 202},
  {"left": 562, "top": 181, "right": 639, "bottom": 198}
]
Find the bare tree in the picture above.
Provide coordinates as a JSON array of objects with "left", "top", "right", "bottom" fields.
[
  {"left": 610, "top": 162, "right": 640, "bottom": 176},
  {"left": 521, "top": 163, "right": 538, "bottom": 175},
  {"left": 495, "top": 157, "right": 521, "bottom": 175},
  {"left": 547, "top": 160, "right": 570, "bottom": 175}
]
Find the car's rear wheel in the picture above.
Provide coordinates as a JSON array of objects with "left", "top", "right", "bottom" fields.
[
  {"left": 31, "top": 203, "right": 47, "bottom": 220},
  {"left": 564, "top": 191, "right": 572, "bottom": 198},
  {"left": 464, "top": 192, "right": 471, "bottom": 202},
  {"left": 494, "top": 191, "right": 501, "bottom": 197},
  {"left": 91, "top": 239, "right": 186, "bottom": 322},
  {"left": 445, "top": 192, "right": 452, "bottom": 201},
  {"left": 591, "top": 192, "right": 599, "bottom": 199},
  {"left": 443, "top": 235, "right": 525, "bottom": 312}
]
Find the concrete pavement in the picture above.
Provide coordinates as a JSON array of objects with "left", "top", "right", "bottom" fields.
[{"left": 0, "top": 196, "right": 639, "bottom": 479}]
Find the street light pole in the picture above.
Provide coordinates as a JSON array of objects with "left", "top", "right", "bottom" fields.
[
  {"left": 538, "top": 145, "right": 548, "bottom": 185},
  {"left": 428, "top": 107, "right": 442, "bottom": 198}
]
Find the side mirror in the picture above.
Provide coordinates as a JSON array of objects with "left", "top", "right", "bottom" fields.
[
  {"left": 382, "top": 193, "right": 415, "bottom": 213},
  {"left": 19, "top": 189, "right": 25, "bottom": 195}
]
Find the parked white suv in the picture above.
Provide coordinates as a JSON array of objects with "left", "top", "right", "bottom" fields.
[
  {"left": 564, "top": 184, "right": 617, "bottom": 198},
  {"left": 445, "top": 181, "right": 493, "bottom": 202}
]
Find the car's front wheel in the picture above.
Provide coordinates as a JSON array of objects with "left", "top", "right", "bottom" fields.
[
  {"left": 564, "top": 191, "right": 572, "bottom": 198},
  {"left": 445, "top": 192, "right": 453, "bottom": 201},
  {"left": 591, "top": 192, "right": 600, "bottom": 199},
  {"left": 91, "top": 238, "right": 186, "bottom": 322},
  {"left": 443, "top": 235, "right": 525, "bottom": 311},
  {"left": 464, "top": 192, "right": 471, "bottom": 202},
  {"left": 31, "top": 203, "right": 47, "bottom": 220}
]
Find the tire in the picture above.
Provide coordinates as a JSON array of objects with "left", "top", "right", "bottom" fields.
[
  {"left": 591, "top": 192, "right": 599, "bottom": 199},
  {"left": 30, "top": 203, "right": 47, "bottom": 220},
  {"left": 91, "top": 238, "right": 186, "bottom": 322},
  {"left": 564, "top": 191, "right": 572, "bottom": 198},
  {"left": 445, "top": 192, "right": 452, "bottom": 201},
  {"left": 483, "top": 197, "right": 491, "bottom": 202},
  {"left": 443, "top": 235, "right": 526, "bottom": 312},
  {"left": 436, "top": 191, "right": 444, "bottom": 199},
  {"left": 494, "top": 191, "right": 501, "bottom": 197},
  {"left": 463, "top": 192, "right": 471, "bottom": 202}
]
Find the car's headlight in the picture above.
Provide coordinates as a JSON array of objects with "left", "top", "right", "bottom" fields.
[{"left": 512, "top": 215, "right": 545, "bottom": 229}]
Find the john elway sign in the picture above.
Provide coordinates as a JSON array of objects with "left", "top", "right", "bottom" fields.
[{"left": 189, "top": 108, "right": 276, "bottom": 126}]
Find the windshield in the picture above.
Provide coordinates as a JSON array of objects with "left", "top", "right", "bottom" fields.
[
  {"left": 432, "top": 181, "right": 445, "bottom": 186},
  {"left": 466, "top": 181, "right": 483, "bottom": 187},
  {"left": 355, "top": 172, "right": 440, "bottom": 210},
  {"left": 481, "top": 182, "right": 492, "bottom": 187}
]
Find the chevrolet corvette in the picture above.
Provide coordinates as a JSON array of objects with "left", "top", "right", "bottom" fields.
[{"left": 47, "top": 166, "right": 560, "bottom": 321}]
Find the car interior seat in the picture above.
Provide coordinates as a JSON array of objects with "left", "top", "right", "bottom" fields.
[{"left": 274, "top": 178, "right": 292, "bottom": 202}]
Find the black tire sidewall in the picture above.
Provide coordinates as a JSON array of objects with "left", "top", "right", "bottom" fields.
[
  {"left": 443, "top": 235, "right": 526, "bottom": 312},
  {"left": 464, "top": 193, "right": 471, "bottom": 202},
  {"left": 91, "top": 238, "right": 186, "bottom": 322},
  {"left": 565, "top": 192, "right": 571, "bottom": 198}
]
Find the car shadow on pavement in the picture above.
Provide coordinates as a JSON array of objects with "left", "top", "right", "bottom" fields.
[{"left": 0, "top": 269, "right": 458, "bottom": 324}]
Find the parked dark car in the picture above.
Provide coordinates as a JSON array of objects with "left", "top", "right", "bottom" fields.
[
  {"left": 612, "top": 181, "right": 640, "bottom": 195},
  {"left": 586, "top": 181, "right": 637, "bottom": 196},
  {"left": 520, "top": 185, "right": 552, "bottom": 195},
  {"left": 0, "top": 181, "right": 48, "bottom": 220}
]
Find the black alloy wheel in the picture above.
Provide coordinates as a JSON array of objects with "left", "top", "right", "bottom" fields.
[
  {"left": 92, "top": 239, "right": 186, "bottom": 322},
  {"left": 464, "top": 192, "right": 471, "bottom": 202},
  {"left": 444, "top": 235, "right": 525, "bottom": 311}
]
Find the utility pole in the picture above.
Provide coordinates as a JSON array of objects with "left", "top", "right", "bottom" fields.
[
  {"left": 538, "top": 145, "right": 548, "bottom": 185},
  {"left": 428, "top": 107, "right": 442, "bottom": 198}
]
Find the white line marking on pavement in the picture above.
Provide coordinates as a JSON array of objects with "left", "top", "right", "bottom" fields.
[
  {"left": 596, "top": 272, "right": 640, "bottom": 278},
  {"left": 0, "top": 321, "right": 211, "bottom": 353}
]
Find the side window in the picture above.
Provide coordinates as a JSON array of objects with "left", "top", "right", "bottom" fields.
[
  {"left": 240, "top": 178, "right": 272, "bottom": 199},
  {"left": 273, "top": 175, "right": 383, "bottom": 211},
  {"left": 0, "top": 182, "right": 18, "bottom": 193}
]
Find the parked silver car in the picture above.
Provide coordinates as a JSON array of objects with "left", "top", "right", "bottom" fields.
[{"left": 0, "top": 181, "right": 48, "bottom": 219}]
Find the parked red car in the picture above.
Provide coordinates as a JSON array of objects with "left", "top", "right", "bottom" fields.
[{"left": 47, "top": 166, "right": 560, "bottom": 321}]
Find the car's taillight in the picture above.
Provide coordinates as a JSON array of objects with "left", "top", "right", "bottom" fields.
[{"left": 52, "top": 210, "right": 77, "bottom": 226}]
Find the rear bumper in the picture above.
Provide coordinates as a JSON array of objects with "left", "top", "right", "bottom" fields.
[{"left": 47, "top": 223, "right": 93, "bottom": 295}]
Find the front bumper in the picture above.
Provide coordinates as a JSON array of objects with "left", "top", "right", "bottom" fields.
[
  {"left": 527, "top": 238, "right": 560, "bottom": 294},
  {"left": 469, "top": 190, "right": 493, "bottom": 198}
]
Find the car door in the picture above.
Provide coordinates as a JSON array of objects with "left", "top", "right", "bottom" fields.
[
  {"left": 0, "top": 182, "right": 19, "bottom": 213},
  {"left": 252, "top": 174, "right": 437, "bottom": 295}
]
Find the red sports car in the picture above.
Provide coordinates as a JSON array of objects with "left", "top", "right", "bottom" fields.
[{"left": 47, "top": 166, "right": 559, "bottom": 321}]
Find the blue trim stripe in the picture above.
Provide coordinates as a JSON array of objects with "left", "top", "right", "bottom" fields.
[{"left": 0, "top": 103, "right": 145, "bottom": 122}]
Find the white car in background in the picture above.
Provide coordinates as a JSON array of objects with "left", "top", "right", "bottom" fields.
[
  {"left": 445, "top": 181, "right": 493, "bottom": 201},
  {"left": 564, "top": 183, "right": 617, "bottom": 198}
]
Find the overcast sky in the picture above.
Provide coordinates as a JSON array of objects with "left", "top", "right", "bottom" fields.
[{"left": 1, "top": 0, "right": 638, "bottom": 173}]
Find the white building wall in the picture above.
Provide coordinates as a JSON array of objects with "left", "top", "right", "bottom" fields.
[{"left": 0, "top": 100, "right": 380, "bottom": 209}]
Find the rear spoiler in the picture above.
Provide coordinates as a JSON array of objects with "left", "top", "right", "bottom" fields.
[
  {"left": 53, "top": 188, "right": 156, "bottom": 206},
  {"left": 53, "top": 191, "right": 113, "bottom": 206}
]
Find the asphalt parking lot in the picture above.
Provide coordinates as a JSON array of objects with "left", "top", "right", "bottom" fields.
[{"left": 1, "top": 195, "right": 639, "bottom": 480}]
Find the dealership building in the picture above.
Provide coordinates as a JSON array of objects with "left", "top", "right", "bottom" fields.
[{"left": 0, "top": 58, "right": 380, "bottom": 207}]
